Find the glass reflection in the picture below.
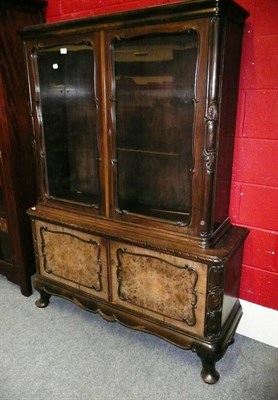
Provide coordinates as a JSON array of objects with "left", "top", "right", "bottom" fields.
[{"left": 0, "top": 181, "right": 12, "bottom": 262}]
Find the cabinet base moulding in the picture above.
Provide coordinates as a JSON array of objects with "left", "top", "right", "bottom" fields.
[{"left": 33, "top": 274, "right": 243, "bottom": 385}]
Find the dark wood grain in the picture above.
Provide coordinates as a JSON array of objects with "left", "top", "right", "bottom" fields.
[{"left": 0, "top": 0, "right": 46, "bottom": 295}]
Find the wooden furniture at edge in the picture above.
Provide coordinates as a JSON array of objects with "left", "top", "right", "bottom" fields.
[
  {"left": 0, "top": 0, "right": 46, "bottom": 296},
  {"left": 21, "top": 0, "right": 249, "bottom": 383}
]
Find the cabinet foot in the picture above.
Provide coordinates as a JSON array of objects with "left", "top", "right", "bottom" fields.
[
  {"left": 228, "top": 336, "right": 235, "bottom": 346},
  {"left": 35, "top": 290, "right": 51, "bottom": 308},
  {"left": 200, "top": 359, "right": 220, "bottom": 384}
]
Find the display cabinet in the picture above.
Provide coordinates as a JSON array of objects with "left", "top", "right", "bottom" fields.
[
  {"left": 0, "top": 0, "right": 46, "bottom": 296},
  {"left": 21, "top": 0, "right": 249, "bottom": 383}
]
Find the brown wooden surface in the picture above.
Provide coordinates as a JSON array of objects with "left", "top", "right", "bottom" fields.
[{"left": 0, "top": 0, "right": 46, "bottom": 295}]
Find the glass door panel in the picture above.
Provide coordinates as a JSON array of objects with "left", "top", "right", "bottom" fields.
[
  {"left": 0, "top": 186, "right": 5, "bottom": 214},
  {"left": 0, "top": 231, "right": 12, "bottom": 263},
  {"left": 0, "top": 176, "right": 12, "bottom": 263},
  {"left": 36, "top": 42, "right": 100, "bottom": 207},
  {"left": 113, "top": 31, "right": 198, "bottom": 224}
]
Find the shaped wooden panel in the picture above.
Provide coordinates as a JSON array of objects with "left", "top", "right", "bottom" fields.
[
  {"left": 110, "top": 241, "right": 207, "bottom": 335},
  {"left": 34, "top": 221, "right": 108, "bottom": 300}
]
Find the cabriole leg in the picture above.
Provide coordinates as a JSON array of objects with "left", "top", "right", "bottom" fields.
[
  {"left": 35, "top": 289, "right": 51, "bottom": 308},
  {"left": 200, "top": 357, "right": 220, "bottom": 384}
]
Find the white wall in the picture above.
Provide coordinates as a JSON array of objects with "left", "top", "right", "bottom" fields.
[{"left": 237, "top": 300, "right": 278, "bottom": 348}]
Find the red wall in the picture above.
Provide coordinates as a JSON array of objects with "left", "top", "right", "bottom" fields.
[{"left": 46, "top": 0, "right": 278, "bottom": 310}]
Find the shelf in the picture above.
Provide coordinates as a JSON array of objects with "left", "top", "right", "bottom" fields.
[
  {"left": 117, "top": 201, "right": 190, "bottom": 223},
  {"left": 47, "top": 190, "right": 100, "bottom": 208},
  {"left": 0, "top": 189, "right": 5, "bottom": 213},
  {"left": 117, "top": 147, "right": 187, "bottom": 157}
]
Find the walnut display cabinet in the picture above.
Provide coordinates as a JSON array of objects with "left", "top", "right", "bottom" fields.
[
  {"left": 21, "top": 0, "right": 249, "bottom": 383},
  {"left": 0, "top": 0, "right": 46, "bottom": 296}
]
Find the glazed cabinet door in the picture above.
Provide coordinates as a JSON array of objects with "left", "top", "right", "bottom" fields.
[
  {"left": 27, "top": 35, "right": 104, "bottom": 212},
  {"left": 110, "top": 241, "right": 207, "bottom": 336},
  {"left": 33, "top": 220, "right": 109, "bottom": 300},
  {"left": 106, "top": 20, "right": 209, "bottom": 234},
  {"left": 0, "top": 174, "right": 12, "bottom": 264}
]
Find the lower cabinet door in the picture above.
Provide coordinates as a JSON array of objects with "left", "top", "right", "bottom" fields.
[
  {"left": 110, "top": 241, "right": 207, "bottom": 336},
  {"left": 34, "top": 220, "right": 108, "bottom": 300}
]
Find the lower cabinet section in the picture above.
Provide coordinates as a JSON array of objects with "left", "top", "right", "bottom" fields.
[
  {"left": 34, "top": 221, "right": 109, "bottom": 300},
  {"left": 110, "top": 241, "right": 207, "bottom": 336},
  {"left": 33, "top": 221, "right": 207, "bottom": 337},
  {"left": 31, "top": 217, "right": 246, "bottom": 384}
]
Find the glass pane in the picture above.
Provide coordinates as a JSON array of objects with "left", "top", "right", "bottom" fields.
[
  {"left": 37, "top": 43, "right": 100, "bottom": 206},
  {"left": 0, "top": 187, "right": 5, "bottom": 214},
  {"left": 114, "top": 31, "right": 198, "bottom": 223},
  {"left": 0, "top": 175, "right": 11, "bottom": 262},
  {"left": 0, "top": 231, "right": 12, "bottom": 263}
]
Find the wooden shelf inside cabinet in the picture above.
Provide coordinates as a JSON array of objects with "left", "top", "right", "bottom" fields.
[
  {"left": 22, "top": 0, "right": 249, "bottom": 383},
  {"left": 117, "top": 148, "right": 185, "bottom": 156}
]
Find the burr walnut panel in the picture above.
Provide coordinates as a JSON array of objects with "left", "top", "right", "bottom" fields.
[
  {"left": 110, "top": 241, "right": 207, "bottom": 336},
  {"left": 34, "top": 221, "right": 108, "bottom": 300}
]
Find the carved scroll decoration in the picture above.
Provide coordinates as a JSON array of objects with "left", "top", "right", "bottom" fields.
[
  {"left": 203, "top": 15, "right": 221, "bottom": 176},
  {"left": 203, "top": 100, "right": 218, "bottom": 174},
  {"left": 40, "top": 226, "right": 102, "bottom": 292},
  {"left": 200, "top": 230, "right": 211, "bottom": 239},
  {"left": 116, "top": 248, "right": 198, "bottom": 326}
]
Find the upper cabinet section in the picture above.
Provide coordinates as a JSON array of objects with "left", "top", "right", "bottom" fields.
[{"left": 22, "top": 0, "right": 248, "bottom": 245}]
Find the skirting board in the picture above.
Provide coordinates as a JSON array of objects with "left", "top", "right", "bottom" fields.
[{"left": 237, "top": 299, "right": 278, "bottom": 348}]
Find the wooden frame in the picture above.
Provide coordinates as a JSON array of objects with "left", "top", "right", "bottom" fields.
[{"left": 0, "top": 0, "right": 46, "bottom": 295}]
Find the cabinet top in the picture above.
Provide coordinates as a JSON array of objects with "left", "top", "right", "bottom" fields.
[{"left": 21, "top": 0, "right": 249, "bottom": 40}]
